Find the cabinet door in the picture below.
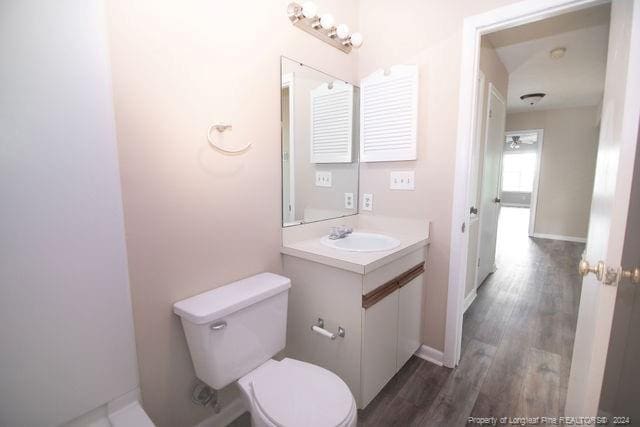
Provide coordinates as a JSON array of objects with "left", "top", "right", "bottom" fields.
[
  {"left": 360, "top": 289, "right": 399, "bottom": 408},
  {"left": 397, "top": 274, "right": 423, "bottom": 369}
]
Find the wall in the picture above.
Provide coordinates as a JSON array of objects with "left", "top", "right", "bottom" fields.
[
  {"left": 0, "top": 1, "right": 139, "bottom": 426},
  {"left": 357, "top": 0, "right": 519, "bottom": 351},
  {"left": 105, "top": 1, "right": 358, "bottom": 426},
  {"left": 507, "top": 106, "right": 599, "bottom": 239}
]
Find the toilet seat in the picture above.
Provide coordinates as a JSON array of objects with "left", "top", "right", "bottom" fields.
[{"left": 245, "top": 358, "right": 356, "bottom": 427}]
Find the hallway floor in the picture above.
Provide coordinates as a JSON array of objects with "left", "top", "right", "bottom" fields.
[{"left": 358, "top": 207, "right": 585, "bottom": 426}]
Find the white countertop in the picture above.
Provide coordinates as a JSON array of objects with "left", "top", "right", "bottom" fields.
[{"left": 280, "top": 215, "right": 430, "bottom": 274}]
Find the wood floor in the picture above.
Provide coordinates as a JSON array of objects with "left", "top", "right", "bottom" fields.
[
  {"left": 358, "top": 207, "right": 584, "bottom": 426},
  {"left": 228, "top": 208, "right": 584, "bottom": 427}
]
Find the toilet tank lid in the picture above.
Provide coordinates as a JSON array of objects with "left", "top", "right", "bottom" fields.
[{"left": 173, "top": 272, "right": 291, "bottom": 325}]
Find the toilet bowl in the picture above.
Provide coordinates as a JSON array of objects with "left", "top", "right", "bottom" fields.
[
  {"left": 237, "top": 358, "right": 357, "bottom": 427},
  {"left": 173, "top": 272, "right": 357, "bottom": 427}
]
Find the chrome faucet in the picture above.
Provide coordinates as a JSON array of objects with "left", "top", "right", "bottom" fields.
[{"left": 328, "top": 226, "right": 353, "bottom": 240}]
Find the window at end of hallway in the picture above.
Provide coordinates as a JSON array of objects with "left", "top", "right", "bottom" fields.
[{"left": 502, "top": 152, "right": 536, "bottom": 192}]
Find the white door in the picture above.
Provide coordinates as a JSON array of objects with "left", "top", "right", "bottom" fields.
[
  {"left": 477, "top": 84, "right": 506, "bottom": 285},
  {"left": 565, "top": 0, "right": 640, "bottom": 416}
]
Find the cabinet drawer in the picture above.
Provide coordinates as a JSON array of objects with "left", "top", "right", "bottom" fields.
[{"left": 363, "top": 247, "right": 426, "bottom": 294}]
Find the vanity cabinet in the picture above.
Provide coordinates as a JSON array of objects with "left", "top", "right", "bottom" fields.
[{"left": 283, "top": 246, "right": 426, "bottom": 409}]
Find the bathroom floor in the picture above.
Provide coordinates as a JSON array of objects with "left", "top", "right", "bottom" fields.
[
  {"left": 226, "top": 208, "right": 583, "bottom": 427},
  {"left": 357, "top": 207, "right": 584, "bottom": 426}
]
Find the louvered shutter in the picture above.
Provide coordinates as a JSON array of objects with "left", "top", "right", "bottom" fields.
[
  {"left": 310, "top": 81, "right": 354, "bottom": 163},
  {"left": 360, "top": 65, "right": 418, "bottom": 162}
]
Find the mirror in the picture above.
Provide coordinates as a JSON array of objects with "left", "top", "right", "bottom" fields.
[{"left": 281, "top": 57, "right": 360, "bottom": 227}]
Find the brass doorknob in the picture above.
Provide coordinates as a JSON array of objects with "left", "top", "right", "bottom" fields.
[
  {"left": 578, "top": 259, "right": 605, "bottom": 281},
  {"left": 621, "top": 267, "right": 640, "bottom": 284}
]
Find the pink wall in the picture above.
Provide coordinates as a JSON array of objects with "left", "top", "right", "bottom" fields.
[
  {"left": 105, "top": 0, "right": 525, "bottom": 424},
  {"left": 106, "top": 1, "right": 358, "bottom": 425},
  {"left": 357, "top": 0, "right": 516, "bottom": 351}
]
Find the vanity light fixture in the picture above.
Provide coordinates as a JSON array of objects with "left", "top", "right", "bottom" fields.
[{"left": 287, "top": 2, "right": 364, "bottom": 53}]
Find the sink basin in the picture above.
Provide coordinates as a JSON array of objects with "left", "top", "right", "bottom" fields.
[{"left": 320, "top": 232, "right": 401, "bottom": 253}]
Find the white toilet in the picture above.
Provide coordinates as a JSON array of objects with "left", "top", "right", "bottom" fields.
[{"left": 173, "top": 273, "right": 357, "bottom": 427}]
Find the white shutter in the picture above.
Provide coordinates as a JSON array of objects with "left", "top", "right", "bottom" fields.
[
  {"left": 360, "top": 65, "right": 418, "bottom": 162},
  {"left": 310, "top": 81, "right": 354, "bottom": 163}
]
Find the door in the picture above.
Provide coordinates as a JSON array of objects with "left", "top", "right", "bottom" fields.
[
  {"left": 397, "top": 274, "right": 423, "bottom": 368},
  {"left": 565, "top": 0, "right": 640, "bottom": 416},
  {"left": 477, "top": 83, "right": 506, "bottom": 285},
  {"left": 361, "top": 290, "right": 399, "bottom": 408}
]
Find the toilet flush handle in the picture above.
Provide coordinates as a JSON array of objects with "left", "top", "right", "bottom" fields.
[{"left": 210, "top": 320, "right": 227, "bottom": 331}]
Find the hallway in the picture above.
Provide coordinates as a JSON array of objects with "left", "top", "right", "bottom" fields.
[{"left": 358, "top": 207, "right": 585, "bottom": 425}]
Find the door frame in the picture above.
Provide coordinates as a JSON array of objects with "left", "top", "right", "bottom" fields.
[
  {"left": 445, "top": 0, "right": 610, "bottom": 368},
  {"left": 502, "top": 128, "right": 545, "bottom": 236},
  {"left": 281, "top": 72, "right": 296, "bottom": 224}
]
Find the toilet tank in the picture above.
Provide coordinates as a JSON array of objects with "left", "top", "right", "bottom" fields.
[{"left": 173, "top": 273, "right": 291, "bottom": 390}]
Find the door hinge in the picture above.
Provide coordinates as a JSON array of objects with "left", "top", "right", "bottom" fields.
[
  {"left": 489, "top": 109, "right": 493, "bottom": 118},
  {"left": 461, "top": 222, "right": 466, "bottom": 233}
]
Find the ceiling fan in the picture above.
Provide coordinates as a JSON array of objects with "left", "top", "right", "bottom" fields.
[{"left": 506, "top": 133, "right": 537, "bottom": 149}]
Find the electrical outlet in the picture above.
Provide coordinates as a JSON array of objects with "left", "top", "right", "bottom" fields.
[
  {"left": 362, "top": 193, "right": 373, "bottom": 211},
  {"left": 390, "top": 171, "right": 415, "bottom": 190},
  {"left": 315, "top": 171, "right": 332, "bottom": 187},
  {"left": 344, "top": 193, "right": 354, "bottom": 209}
]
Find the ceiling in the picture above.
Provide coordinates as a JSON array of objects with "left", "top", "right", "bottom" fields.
[{"left": 486, "top": 4, "right": 610, "bottom": 113}]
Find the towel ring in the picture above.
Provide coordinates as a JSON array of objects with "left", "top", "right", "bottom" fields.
[{"left": 207, "top": 123, "right": 252, "bottom": 154}]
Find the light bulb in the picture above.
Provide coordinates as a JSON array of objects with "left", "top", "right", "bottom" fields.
[
  {"left": 349, "top": 32, "right": 363, "bottom": 48},
  {"left": 302, "top": 1, "right": 318, "bottom": 19},
  {"left": 320, "top": 13, "right": 335, "bottom": 30},
  {"left": 336, "top": 24, "right": 350, "bottom": 40}
]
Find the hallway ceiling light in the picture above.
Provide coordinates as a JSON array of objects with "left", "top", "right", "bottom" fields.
[
  {"left": 550, "top": 47, "right": 567, "bottom": 59},
  {"left": 520, "top": 93, "right": 546, "bottom": 106}
]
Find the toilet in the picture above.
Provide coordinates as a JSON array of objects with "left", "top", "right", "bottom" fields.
[{"left": 173, "top": 273, "right": 357, "bottom": 427}]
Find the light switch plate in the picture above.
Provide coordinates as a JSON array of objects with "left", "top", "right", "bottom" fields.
[
  {"left": 344, "top": 193, "right": 354, "bottom": 209},
  {"left": 315, "top": 171, "right": 332, "bottom": 187},
  {"left": 390, "top": 171, "right": 415, "bottom": 190},
  {"left": 362, "top": 193, "right": 373, "bottom": 211}
]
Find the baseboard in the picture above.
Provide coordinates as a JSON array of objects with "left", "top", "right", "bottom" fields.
[
  {"left": 414, "top": 344, "right": 444, "bottom": 366},
  {"left": 193, "top": 397, "right": 246, "bottom": 427},
  {"left": 532, "top": 232, "right": 587, "bottom": 243},
  {"left": 463, "top": 290, "right": 477, "bottom": 313}
]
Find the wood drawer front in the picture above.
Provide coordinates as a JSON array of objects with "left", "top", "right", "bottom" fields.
[
  {"left": 362, "top": 262, "right": 424, "bottom": 309},
  {"left": 362, "top": 247, "right": 426, "bottom": 295}
]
